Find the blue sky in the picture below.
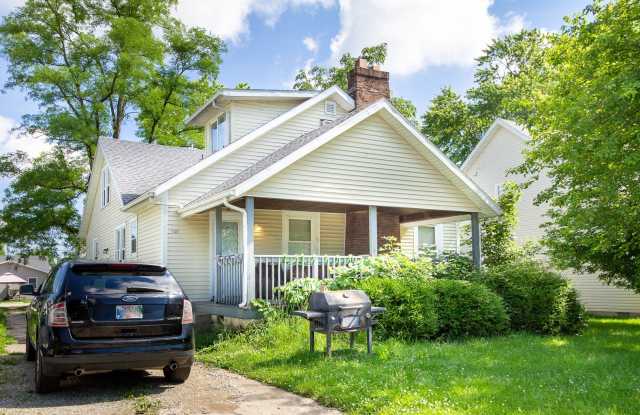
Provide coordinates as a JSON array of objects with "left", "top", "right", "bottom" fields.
[{"left": 0, "top": 0, "right": 589, "bottom": 199}]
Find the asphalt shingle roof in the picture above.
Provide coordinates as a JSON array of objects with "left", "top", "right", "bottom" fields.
[
  {"left": 99, "top": 138, "right": 204, "bottom": 205},
  {"left": 183, "top": 109, "right": 361, "bottom": 210}
]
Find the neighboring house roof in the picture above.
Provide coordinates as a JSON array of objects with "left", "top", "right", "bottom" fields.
[
  {"left": 461, "top": 118, "right": 531, "bottom": 172},
  {"left": 186, "top": 88, "right": 321, "bottom": 127},
  {"left": 179, "top": 99, "right": 502, "bottom": 218},
  {"left": 0, "top": 261, "right": 49, "bottom": 275},
  {"left": 0, "top": 272, "right": 27, "bottom": 284},
  {"left": 122, "top": 85, "right": 355, "bottom": 209},
  {"left": 99, "top": 138, "right": 204, "bottom": 204}
]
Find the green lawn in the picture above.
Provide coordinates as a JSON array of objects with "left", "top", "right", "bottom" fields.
[
  {"left": 197, "top": 317, "right": 640, "bottom": 415},
  {"left": 0, "top": 309, "right": 13, "bottom": 355}
]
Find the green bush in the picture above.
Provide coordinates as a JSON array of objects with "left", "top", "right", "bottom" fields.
[
  {"left": 478, "top": 261, "right": 585, "bottom": 334},
  {"left": 358, "top": 277, "right": 439, "bottom": 340},
  {"left": 433, "top": 252, "right": 476, "bottom": 280},
  {"left": 429, "top": 279, "right": 510, "bottom": 339},
  {"left": 276, "top": 278, "right": 322, "bottom": 312}
]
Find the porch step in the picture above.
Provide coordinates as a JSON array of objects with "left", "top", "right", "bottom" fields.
[{"left": 193, "top": 302, "right": 260, "bottom": 320}]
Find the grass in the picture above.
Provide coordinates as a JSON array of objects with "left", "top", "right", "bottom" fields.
[
  {"left": 0, "top": 310, "right": 14, "bottom": 356},
  {"left": 126, "top": 392, "right": 162, "bottom": 415},
  {"left": 197, "top": 317, "right": 640, "bottom": 415}
]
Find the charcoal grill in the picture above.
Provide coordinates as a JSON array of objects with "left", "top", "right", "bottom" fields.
[{"left": 292, "top": 290, "right": 385, "bottom": 356}]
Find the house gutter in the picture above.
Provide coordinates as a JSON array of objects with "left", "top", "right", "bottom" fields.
[{"left": 222, "top": 198, "right": 250, "bottom": 308}]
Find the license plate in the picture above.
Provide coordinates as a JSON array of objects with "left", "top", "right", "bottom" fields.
[{"left": 116, "top": 304, "right": 143, "bottom": 320}]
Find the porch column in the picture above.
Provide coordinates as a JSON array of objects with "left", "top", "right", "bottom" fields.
[
  {"left": 470, "top": 212, "right": 482, "bottom": 269},
  {"left": 369, "top": 206, "right": 378, "bottom": 256},
  {"left": 213, "top": 206, "right": 222, "bottom": 302},
  {"left": 246, "top": 196, "right": 255, "bottom": 302}
]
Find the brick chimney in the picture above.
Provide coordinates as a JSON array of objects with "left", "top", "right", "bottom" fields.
[{"left": 347, "top": 57, "right": 390, "bottom": 108}]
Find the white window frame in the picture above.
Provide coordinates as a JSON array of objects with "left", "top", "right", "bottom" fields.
[
  {"left": 114, "top": 224, "right": 126, "bottom": 261},
  {"left": 129, "top": 218, "right": 138, "bottom": 256},
  {"left": 324, "top": 100, "right": 337, "bottom": 115},
  {"left": 281, "top": 211, "right": 320, "bottom": 255},
  {"left": 100, "top": 167, "right": 110, "bottom": 208},
  {"left": 414, "top": 225, "right": 436, "bottom": 254},
  {"left": 209, "top": 112, "right": 230, "bottom": 153},
  {"left": 92, "top": 238, "right": 99, "bottom": 260}
]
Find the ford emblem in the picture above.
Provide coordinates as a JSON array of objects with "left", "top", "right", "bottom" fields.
[{"left": 121, "top": 295, "right": 138, "bottom": 303}]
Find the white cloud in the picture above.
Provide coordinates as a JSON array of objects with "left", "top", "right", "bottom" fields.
[
  {"left": 303, "top": 36, "right": 319, "bottom": 53},
  {"left": 0, "top": 116, "right": 51, "bottom": 159},
  {"left": 329, "top": 0, "right": 525, "bottom": 76},
  {"left": 174, "top": 0, "right": 335, "bottom": 43}
]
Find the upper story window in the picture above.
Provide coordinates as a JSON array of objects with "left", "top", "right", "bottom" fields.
[
  {"left": 100, "top": 167, "right": 110, "bottom": 208},
  {"left": 210, "top": 112, "right": 229, "bottom": 152},
  {"left": 324, "top": 100, "right": 337, "bottom": 115}
]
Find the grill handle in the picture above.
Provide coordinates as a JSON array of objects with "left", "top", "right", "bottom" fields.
[{"left": 338, "top": 305, "right": 364, "bottom": 311}]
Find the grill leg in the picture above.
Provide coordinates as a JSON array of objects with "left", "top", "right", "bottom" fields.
[
  {"left": 309, "top": 325, "right": 315, "bottom": 353},
  {"left": 349, "top": 332, "right": 356, "bottom": 349},
  {"left": 326, "top": 332, "right": 332, "bottom": 357},
  {"left": 367, "top": 327, "right": 373, "bottom": 354}
]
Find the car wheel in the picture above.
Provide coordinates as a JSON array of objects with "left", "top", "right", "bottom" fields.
[
  {"left": 25, "top": 334, "right": 36, "bottom": 361},
  {"left": 35, "top": 346, "right": 59, "bottom": 393},
  {"left": 163, "top": 365, "right": 191, "bottom": 383}
]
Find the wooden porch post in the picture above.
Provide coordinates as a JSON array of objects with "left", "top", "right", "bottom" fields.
[
  {"left": 213, "top": 206, "right": 222, "bottom": 302},
  {"left": 246, "top": 196, "right": 255, "bottom": 301},
  {"left": 470, "top": 212, "right": 482, "bottom": 269},
  {"left": 369, "top": 206, "right": 378, "bottom": 256}
]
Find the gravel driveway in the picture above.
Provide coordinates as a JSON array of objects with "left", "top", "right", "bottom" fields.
[{"left": 0, "top": 307, "right": 340, "bottom": 415}]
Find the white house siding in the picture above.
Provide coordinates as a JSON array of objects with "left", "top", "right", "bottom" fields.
[
  {"left": 442, "top": 223, "right": 459, "bottom": 253},
  {"left": 84, "top": 153, "right": 138, "bottom": 262},
  {"left": 461, "top": 123, "right": 640, "bottom": 314},
  {"left": 136, "top": 202, "right": 162, "bottom": 264},
  {"left": 250, "top": 115, "right": 479, "bottom": 212},
  {"left": 229, "top": 100, "right": 301, "bottom": 143},
  {"left": 400, "top": 227, "right": 416, "bottom": 257}
]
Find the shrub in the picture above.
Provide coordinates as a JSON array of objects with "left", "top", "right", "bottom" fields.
[
  {"left": 276, "top": 278, "right": 322, "bottom": 312},
  {"left": 429, "top": 279, "right": 510, "bottom": 339},
  {"left": 433, "top": 252, "right": 476, "bottom": 280},
  {"left": 358, "top": 277, "right": 439, "bottom": 340},
  {"left": 479, "top": 261, "right": 585, "bottom": 334}
]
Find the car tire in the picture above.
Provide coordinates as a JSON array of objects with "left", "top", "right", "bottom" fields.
[
  {"left": 25, "top": 335, "right": 36, "bottom": 361},
  {"left": 35, "top": 346, "right": 59, "bottom": 393},
  {"left": 163, "top": 365, "right": 191, "bottom": 383}
]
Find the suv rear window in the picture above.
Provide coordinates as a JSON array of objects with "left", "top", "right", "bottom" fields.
[{"left": 68, "top": 272, "right": 181, "bottom": 295}]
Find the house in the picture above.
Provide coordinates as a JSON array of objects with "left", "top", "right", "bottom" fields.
[
  {"left": 79, "top": 58, "right": 500, "bottom": 315},
  {"left": 0, "top": 259, "right": 49, "bottom": 299},
  {"left": 426, "top": 118, "right": 640, "bottom": 315}
]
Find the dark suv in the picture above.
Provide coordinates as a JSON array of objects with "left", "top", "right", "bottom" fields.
[{"left": 20, "top": 261, "right": 194, "bottom": 393}]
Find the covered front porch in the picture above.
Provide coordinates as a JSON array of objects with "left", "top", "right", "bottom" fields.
[{"left": 202, "top": 196, "right": 482, "bottom": 308}]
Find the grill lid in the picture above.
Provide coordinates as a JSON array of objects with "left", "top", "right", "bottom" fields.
[{"left": 309, "top": 290, "right": 371, "bottom": 312}]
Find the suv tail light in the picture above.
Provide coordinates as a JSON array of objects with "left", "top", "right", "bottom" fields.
[
  {"left": 48, "top": 302, "right": 69, "bottom": 327},
  {"left": 181, "top": 299, "right": 193, "bottom": 324}
]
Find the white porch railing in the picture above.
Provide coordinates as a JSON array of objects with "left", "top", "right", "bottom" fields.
[{"left": 214, "top": 254, "right": 366, "bottom": 305}]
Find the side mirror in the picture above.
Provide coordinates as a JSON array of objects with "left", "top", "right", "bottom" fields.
[{"left": 19, "top": 284, "right": 34, "bottom": 295}]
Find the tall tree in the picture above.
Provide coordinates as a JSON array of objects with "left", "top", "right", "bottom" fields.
[
  {"left": 421, "top": 29, "right": 549, "bottom": 164},
  {"left": 518, "top": 0, "right": 640, "bottom": 292},
  {"left": 292, "top": 43, "right": 418, "bottom": 121}
]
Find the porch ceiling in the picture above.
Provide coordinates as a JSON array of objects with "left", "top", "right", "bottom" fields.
[{"left": 228, "top": 197, "right": 470, "bottom": 222}]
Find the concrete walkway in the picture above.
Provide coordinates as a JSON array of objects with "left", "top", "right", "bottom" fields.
[{"left": 0, "top": 307, "right": 341, "bottom": 415}]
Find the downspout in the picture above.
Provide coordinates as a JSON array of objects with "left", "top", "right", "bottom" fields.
[{"left": 222, "top": 198, "right": 250, "bottom": 308}]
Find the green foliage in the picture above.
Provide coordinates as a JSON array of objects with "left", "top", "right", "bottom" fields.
[
  {"left": 430, "top": 279, "right": 510, "bottom": 339},
  {"left": 433, "top": 252, "right": 475, "bottom": 280},
  {"left": 421, "top": 29, "right": 549, "bottom": 164},
  {"left": 517, "top": 0, "right": 640, "bottom": 293},
  {"left": 480, "top": 181, "right": 524, "bottom": 266},
  {"left": 276, "top": 278, "right": 322, "bottom": 313},
  {"left": 250, "top": 298, "right": 284, "bottom": 322},
  {"left": 234, "top": 82, "right": 250, "bottom": 89},
  {"left": 358, "top": 277, "right": 439, "bottom": 340},
  {"left": 0, "top": 149, "right": 85, "bottom": 260},
  {"left": 390, "top": 96, "right": 418, "bottom": 125},
  {"left": 478, "top": 261, "right": 586, "bottom": 334}
]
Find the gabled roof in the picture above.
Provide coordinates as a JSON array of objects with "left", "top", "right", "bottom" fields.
[
  {"left": 0, "top": 272, "right": 27, "bottom": 284},
  {"left": 99, "top": 138, "right": 204, "bottom": 204},
  {"left": 461, "top": 118, "right": 530, "bottom": 172},
  {"left": 0, "top": 260, "right": 49, "bottom": 275},
  {"left": 186, "top": 88, "right": 321, "bottom": 127},
  {"left": 122, "top": 85, "right": 355, "bottom": 209},
  {"left": 179, "top": 99, "right": 502, "bottom": 218}
]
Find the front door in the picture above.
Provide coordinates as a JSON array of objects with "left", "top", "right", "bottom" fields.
[{"left": 216, "top": 220, "right": 243, "bottom": 305}]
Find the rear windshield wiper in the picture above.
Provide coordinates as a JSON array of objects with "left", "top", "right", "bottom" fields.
[{"left": 126, "top": 287, "right": 165, "bottom": 293}]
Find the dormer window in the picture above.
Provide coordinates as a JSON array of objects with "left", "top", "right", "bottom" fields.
[
  {"left": 324, "top": 100, "right": 337, "bottom": 115},
  {"left": 210, "top": 112, "right": 229, "bottom": 152}
]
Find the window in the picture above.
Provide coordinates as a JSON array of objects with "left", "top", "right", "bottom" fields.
[
  {"left": 324, "top": 100, "right": 337, "bottom": 115},
  {"left": 416, "top": 226, "right": 435, "bottom": 252},
  {"left": 115, "top": 225, "right": 126, "bottom": 261},
  {"left": 129, "top": 218, "right": 138, "bottom": 255},
  {"left": 28, "top": 278, "right": 37, "bottom": 286},
  {"left": 210, "top": 112, "right": 229, "bottom": 152},
  {"left": 282, "top": 212, "right": 319, "bottom": 255},
  {"left": 221, "top": 221, "right": 239, "bottom": 255},
  {"left": 92, "top": 239, "right": 99, "bottom": 260},
  {"left": 100, "top": 167, "right": 110, "bottom": 207}
]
